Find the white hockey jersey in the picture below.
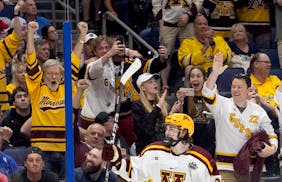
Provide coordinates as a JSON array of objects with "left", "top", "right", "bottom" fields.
[
  {"left": 114, "top": 142, "right": 222, "bottom": 182},
  {"left": 202, "top": 83, "right": 278, "bottom": 171}
]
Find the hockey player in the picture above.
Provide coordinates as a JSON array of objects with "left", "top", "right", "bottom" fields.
[
  {"left": 102, "top": 113, "right": 222, "bottom": 182},
  {"left": 202, "top": 52, "right": 278, "bottom": 181}
]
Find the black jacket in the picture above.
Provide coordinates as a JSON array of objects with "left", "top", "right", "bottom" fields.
[{"left": 132, "top": 100, "right": 164, "bottom": 154}]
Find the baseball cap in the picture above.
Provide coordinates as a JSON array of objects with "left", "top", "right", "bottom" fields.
[
  {"left": 85, "top": 32, "right": 97, "bottom": 43},
  {"left": 25, "top": 146, "right": 44, "bottom": 160},
  {"left": 136, "top": 73, "right": 160, "bottom": 89},
  {"left": 95, "top": 112, "right": 114, "bottom": 125}
]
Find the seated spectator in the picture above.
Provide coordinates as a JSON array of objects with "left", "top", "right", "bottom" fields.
[
  {"left": 178, "top": 14, "right": 231, "bottom": 75},
  {"left": 21, "top": 0, "right": 50, "bottom": 37},
  {"left": 249, "top": 53, "right": 281, "bottom": 107},
  {"left": 6, "top": 62, "right": 26, "bottom": 105},
  {"left": 180, "top": 65, "right": 216, "bottom": 157},
  {"left": 0, "top": 127, "right": 18, "bottom": 179},
  {"left": 74, "top": 146, "right": 118, "bottom": 182},
  {"left": 11, "top": 146, "right": 59, "bottom": 182},
  {"left": 41, "top": 25, "right": 59, "bottom": 59},
  {"left": 1, "top": 86, "right": 31, "bottom": 148},
  {"left": 228, "top": 23, "right": 260, "bottom": 72},
  {"left": 132, "top": 73, "right": 182, "bottom": 154}
]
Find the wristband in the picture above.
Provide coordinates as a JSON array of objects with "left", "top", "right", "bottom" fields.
[
  {"left": 79, "top": 39, "right": 84, "bottom": 44},
  {"left": 14, "top": 12, "right": 19, "bottom": 16}
]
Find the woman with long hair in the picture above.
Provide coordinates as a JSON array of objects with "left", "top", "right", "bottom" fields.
[
  {"left": 181, "top": 65, "right": 216, "bottom": 157},
  {"left": 132, "top": 73, "right": 182, "bottom": 154}
]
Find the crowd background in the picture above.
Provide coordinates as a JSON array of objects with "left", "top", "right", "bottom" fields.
[{"left": 0, "top": 0, "right": 282, "bottom": 181}]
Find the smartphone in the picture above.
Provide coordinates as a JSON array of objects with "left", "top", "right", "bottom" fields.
[
  {"left": 179, "top": 87, "right": 195, "bottom": 96},
  {"left": 116, "top": 35, "right": 124, "bottom": 45}
]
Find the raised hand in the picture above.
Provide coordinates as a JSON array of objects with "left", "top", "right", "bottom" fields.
[
  {"left": 28, "top": 21, "right": 39, "bottom": 34},
  {"left": 212, "top": 52, "right": 228, "bottom": 76},
  {"left": 0, "top": 126, "right": 13, "bottom": 142},
  {"left": 14, "top": 0, "right": 24, "bottom": 14},
  {"left": 77, "top": 79, "right": 90, "bottom": 91},
  {"left": 158, "top": 88, "right": 167, "bottom": 108},
  {"left": 77, "top": 21, "right": 88, "bottom": 35}
]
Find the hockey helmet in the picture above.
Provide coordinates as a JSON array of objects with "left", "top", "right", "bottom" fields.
[{"left": 165, "top": 113, "right": 194, "bottom": 137}]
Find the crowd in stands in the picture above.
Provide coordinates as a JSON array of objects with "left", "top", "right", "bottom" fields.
[{"left": 0, "top": 0, "right": 282, "bottom": 181}]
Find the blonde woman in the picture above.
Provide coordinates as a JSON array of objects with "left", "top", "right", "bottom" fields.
[
  {"left": 132, "top": 73, "right": 182, "bottom": 154},
  {"left": 6, "top": 61, "right": 27, "bottom": 106}
]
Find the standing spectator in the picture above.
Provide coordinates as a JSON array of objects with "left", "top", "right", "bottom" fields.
[
  {"left": 202, "top": 52, "right": 278, "bottom": 181},
  {"left": 80, "top": 35, "right": 168, "bottom": 148},
  {"left": 1, "top": 86, "right": 31, "bottom": 148},
  {"left": 180, "top": 65, "right": 216, "bottom": 157},
  {"left": 228, "top": 23, "right": 260, "bottom": 72},
  {"left": 132, "top": 73, "right": 182, "bottom": 154},
  {"left": 235, "top": 0, "right": 272, "bottom": 49},
  {"left": 178, "top": 15, "right": 231, "bottom": 75},
  {"left": 102, "top": 113, "right": 222, "bottom": 181},
  {"left": 11, "top": 146, "right": 59, "bottom": 182},
  {"left": 152, "top": 0, "right": 197, "bottom": 88},
  {"left": 275, "top": 0, "right": 282, "bottom": 68},
  {"left": 202, "top": 0, "right": 237, "bottom": 40},
  {"left": 82, "top": 0, "right": 101, "bottom": 23},
  {"left": 74, "top": 147, "right": 118, "bottom": 182},
  {"left": 41, "top": 25, "right": 59, "bottom": 59},
  {"left": 21, "top": 0, "right": 50, "bottom": 37},
  {"left": 25, "top": 21, "right": 87, "bottom": 179},
  {"left": 0, "top": 0, "right": 24, "bottom": 113},
  {"left": 0, "top": 127, "right": 18, "bottom": 179},
  {"left": 104, "top": 0, "right": 133, "bottom": 35}
]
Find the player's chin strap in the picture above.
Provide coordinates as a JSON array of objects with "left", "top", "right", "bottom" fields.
[
  {"left": 163, "top": 137, "right": 183, "bottom": 147},
  {"left": 163, "top": 132, "right": 192, "bottom": 147}
]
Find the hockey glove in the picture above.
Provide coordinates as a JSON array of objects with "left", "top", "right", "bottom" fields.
[{"left": 102, "top": 144, "right": 122, "bottom": 167}]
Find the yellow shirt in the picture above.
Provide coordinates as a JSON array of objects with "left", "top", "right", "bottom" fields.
[
  {"left": 25, "top": 51, "right": 81, "bottom": 152},
  {"left": 0, "top": 32, "right": 21, "bottom": 111},
  {"left": 178, "top": 36, "right": 231, "bottom": 72},
  {"left": 250, "top": 74, "right": 280, "bottom": 106}
]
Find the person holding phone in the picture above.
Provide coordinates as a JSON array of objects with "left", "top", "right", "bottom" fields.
[{"left": 177, "top": 65, "right": 216, "bottom": 157}]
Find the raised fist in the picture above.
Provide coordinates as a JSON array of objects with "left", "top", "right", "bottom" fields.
[
  {"left": 28, "top": 21, "right": 39, "bottom": 33},
  {"left": 77, "top": 21, "right": 88, "bottom": 35},
  {"left": 14, "top": 0, "right": 24, "bottom": 14}
]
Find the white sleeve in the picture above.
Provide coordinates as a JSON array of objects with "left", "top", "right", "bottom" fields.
[
  {"left": 86, "top": 58, "right": 104, "bottom": 79},
  {"left": 274, "top": 88, "right": 282, "bottom": 108}
]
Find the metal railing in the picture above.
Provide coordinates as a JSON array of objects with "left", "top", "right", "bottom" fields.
[{"left": 102, "top": 11, "right": 159, "bottom": 60}]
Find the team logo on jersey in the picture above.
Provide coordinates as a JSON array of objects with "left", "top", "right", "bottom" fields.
[{"left": 188, "top": 162, "right": 197, "bottom": 169}]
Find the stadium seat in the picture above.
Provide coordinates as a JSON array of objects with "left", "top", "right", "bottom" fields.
[
  {"left": 3, "top": 147, "right": 27, "bottom": 168},
  {"left": 208, "top": 68, "right": 245, "bottom": 97},
  {"left": 270, "top": 68, "right": 282, "bottom": 80},
  {"left": 260, "top": 49, "right": 280, "bottom": 69}
]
